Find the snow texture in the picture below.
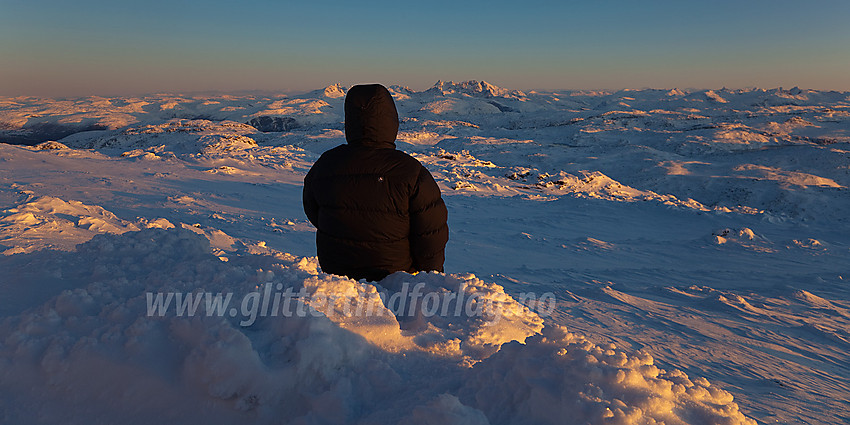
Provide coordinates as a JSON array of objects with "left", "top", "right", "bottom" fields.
[
  {"left": 1, "top": 81, "right": 849, "bottom": 424},
  {"left": 0, "top": 229, "right": 753, "bottom": 424}
]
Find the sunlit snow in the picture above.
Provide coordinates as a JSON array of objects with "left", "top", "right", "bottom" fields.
[{"left": 1, "top": 81, "right": 848, "bottom": 424}]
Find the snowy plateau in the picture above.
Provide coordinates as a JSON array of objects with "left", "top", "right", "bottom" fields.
[{"left": 0, "top": 80, "right": 848, "bottom": 424}]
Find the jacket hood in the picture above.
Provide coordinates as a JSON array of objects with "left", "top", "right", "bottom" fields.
[{"left": 344, "top": 84, "right": 399, "bottom": 148}]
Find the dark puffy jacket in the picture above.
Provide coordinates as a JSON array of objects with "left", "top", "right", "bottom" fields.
[{"left": 303, "top": 84, "right": 448, "bottom": 281}]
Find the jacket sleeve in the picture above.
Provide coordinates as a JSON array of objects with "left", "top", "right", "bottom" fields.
[
  {"left": 303, "top": 170, "right": 319, "bottom": 227},
  {"left": 409, "top": 165, "right": 449, "bottom": 272}
]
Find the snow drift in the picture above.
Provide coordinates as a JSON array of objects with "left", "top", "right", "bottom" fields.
[{"left": 0, "top": 228, "right": 753, "bottom": 424}]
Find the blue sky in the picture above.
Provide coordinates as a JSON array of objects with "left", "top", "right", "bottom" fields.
[{"left": 1, "top": 0, "right": 848, "bottom": 96}]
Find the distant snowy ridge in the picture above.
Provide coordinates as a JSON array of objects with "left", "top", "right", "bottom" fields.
[
  {"left": 427, "top": 80, "right": 528, "bottom": 100},
  {"left": 2, "top": 81, "right": 847, "bottom": 144},
  {"left": 11, "top": 79, "right": 845, "bottom": 221}
]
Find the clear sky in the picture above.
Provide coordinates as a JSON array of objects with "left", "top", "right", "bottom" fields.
[{"left": 1, "top": 0, "right": 848, "bottom": 96}]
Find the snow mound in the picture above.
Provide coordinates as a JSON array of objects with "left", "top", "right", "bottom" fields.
[
  {"left": 708, "top": 228, "right": 778, "bottom": 253},
  {"left": 536, "top": 170, "right": 710, "bottom": 209},
  {"left": 763, "top": 116, "right": 816, "bottom": 134},
  {"left": 32, "top": 141, "right": 69, "bottom": 150},
  {"left": 733, "top": 164, "right": 843, "bottom": 188},
  {"left": 793, "top": 290, "right": 834, "bottom": 307},
  {"left": 55, "top": 119, "right": 314, "bottom": 172},
  {"left": 65, "top": 119, "right": 260, "bottom": 156},
  {"left": 377, "top": 272, "right": 545, "bottom": 361},
  {"left": 0, "top": 194, "right": 141, "bottom": 254},
  {"left": 0, "top": 228, "right": 755, "bottom": 424},
  {"left": 250, "top": 97, "right": 340, "bottom": 126},
  {"left": 397, "top": 130, "right": 459, "bottom": 146},
  {"left": 711, "top": 126, "right": 774, "bottom": 147},
  {"left": 420, "top": 98, "right": 505, "bottom": 116},
  {"left": 460, "top": 326, "right": 755, "bottom": 425}
]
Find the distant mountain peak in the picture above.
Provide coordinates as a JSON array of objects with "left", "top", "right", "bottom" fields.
[
  {"left": 429, "top": 80, "right": 526, "bottom": 99},
  {"left": 322, "top": 83, "right": 346, "bottom": 99},
  {"left": 388, "top": 85, "right": 414, "bottom": 94}
]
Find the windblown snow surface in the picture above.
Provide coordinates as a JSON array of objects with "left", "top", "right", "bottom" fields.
[{"left": 1, "top": 81, "right": 848, "bottom": 424}]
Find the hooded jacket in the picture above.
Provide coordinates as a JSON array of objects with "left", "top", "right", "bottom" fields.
[{"left": 302, "top": 84, "right": 448, "bottom": 281}]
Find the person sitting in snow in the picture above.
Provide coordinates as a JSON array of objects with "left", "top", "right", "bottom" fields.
[{"left": 302, "top": 83, "right": 449, "bottom": 281}]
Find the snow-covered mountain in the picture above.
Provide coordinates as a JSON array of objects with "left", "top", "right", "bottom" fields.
[{"left": 0, "top": 81, "right": 848, "bottom": 424}]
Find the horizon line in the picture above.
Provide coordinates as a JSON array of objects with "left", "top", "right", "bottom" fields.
[{"left": 3, "top": 80, "right": 848, "bottom": 99}]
